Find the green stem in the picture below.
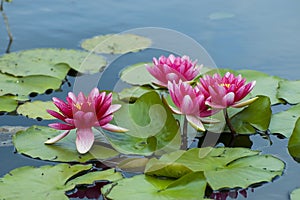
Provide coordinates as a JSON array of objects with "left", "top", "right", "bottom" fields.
[
  {"left": 223, "top": 108, "right": 237, "bottom": 146},
  {"left": 181, "top": 116, "right": 188, "bottom": 150}
]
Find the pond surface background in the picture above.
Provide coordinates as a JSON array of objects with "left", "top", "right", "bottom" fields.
[{"left": 1, "top": 1, "right": 300, "bottom": 199}]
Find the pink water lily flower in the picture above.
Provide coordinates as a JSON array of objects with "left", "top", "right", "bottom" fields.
[
  {"left": 45, "top": 88, "right": 128, "bottom": 154},
  {"left": 199, "top": 72, "right": 257, "bottom": 109},
  {"left": 165, "top": 80, "right": 218, "bottom": 131},
  {"left": 146, "top": 54, "right": 201, "bottom": 87}
]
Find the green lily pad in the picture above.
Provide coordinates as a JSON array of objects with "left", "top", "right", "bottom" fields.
[
  {"left": 230, "top": 96, "right": 271, "bottom": 134},
  {"left": 118, "top": 86, "right": 153, "bottom": 103},
  {"left": 0, "top": 95, "right": 19, "bottom": 112},
  {"left": 102, "top": 172, "right": 207, "bottom": 200},
  {"left": 0, "top": 164, "right": 122, "bottom": 200},
  {"left": 291, "top": 188, "right": 300, "bottom": 200},
  {"left": 17, "top": 101, "right": 58, "bottom": 120},
  {"left": 277, "top": 80, "right": 300, "bottom": 104},
  {"left": 269, "top": 104, "right": 300, "bottom": 137},
  {"left": 81, "top": 34, "right": 152, "bottom": 54},
  {"left": 101, "top": 91, "right": 180, "bottom": 155},
  {"left": 238, "top": 70, "right": 283, "bottom": 105},
  {"left": 0, "top": 48, "right": 107, "bottom": 77},
  {"left": 288, "top": 117, "right": 300, "bottom": 162},
  {"left": 0, "top": 73, "right": 62, "bottom": 100},
  {"left": 13, "top": 126, "right": 119, "bottom": 163},
  {"left": 120, "top": 62, "right": 154, "bottom": 86},
  {"left": 117, "top": 157, "right": 149, "bottom": 172},
  {"left": 205, "top": 69, "right": 283, "bottom": 105},
  {"left": 145, "top": 147, "right": 284, "bottom": 190}
]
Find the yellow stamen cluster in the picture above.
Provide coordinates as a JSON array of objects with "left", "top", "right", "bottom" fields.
[{"left": 219, "top": 83, "right": 231, "bottom": 88}]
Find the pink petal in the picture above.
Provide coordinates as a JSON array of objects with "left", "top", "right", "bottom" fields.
[
  {"left": 222, "top": 92, "right": 235, "bottom": 107},
  {"left": 76, "top": 128, "right": 95, "bottom": 154},
  {"left": 186, "top": 115, "right": 205, "bottom": 131},
  {"left": 68, "top": 92, "right": 77, "bottom": 102},
  {"left": 98, "top": 115, "right": 113, "bottom": 126},
  {"left": 181, "top": 95, "right": 194, "bottom": 114},
  {"left": 48, "top": 123, "right": 75, "bottom": 130},
  {"left": 52, "top": 97, "right": 72, "bottom": 117},
  {"left": 44, "top": 130, "right": 70, "bottom": 144},
  {"left": 162, "top": 96, "right": 182, "bottom": 115},
  {"left": 102, "top": 123, "right": 129, "bottom": 132},
  {"left": 47, "top": 110, "right": 66, "bottom": 121},
  {"left": 102, "top": 104, "right": 121, "bottom": 118},
  {"left": 88, "top": 88, "right": 99, "bottom": 101},
  {"left": 232, "top": 97, "right": 259, "bottom": 108}
]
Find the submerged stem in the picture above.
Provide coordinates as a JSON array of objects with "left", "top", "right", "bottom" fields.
[
  {"left": 223, "top": 108, "right": 237, "bottom": 146},
  {"left": 181, "top": 116, "right": 188, "bottom": 150},
  {"left": 2, "top": 10, "right": 13, "bottom": 53}
]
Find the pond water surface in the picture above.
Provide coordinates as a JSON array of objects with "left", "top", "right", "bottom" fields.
[{"left": 1, "top": 1, "right": 300, "bottom": 199}]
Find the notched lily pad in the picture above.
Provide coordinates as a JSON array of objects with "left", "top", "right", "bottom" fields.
[
  {"left": 118, "top": 86, "right": 153, "bottom": 103},
  {"left": 0, "top": 95, "right": 19, "bottom": 112},
  {"left": 13, "top": 126, "right": 119, "bottom": 163},
  {"left": 145, "top": 147, "right": 284, "bottom": 190},
  {"left": 17, "top": 101, "right": 58, "bottom": 120},
  {"left": 120, "top": 62, "right": 154, "bottom": 86},
  {"left": 230, "top": 96, "right": 271, "bottom": 134},
  {"left": 0, "top": 73, "right": 62, "bottom": 100},
  {"left": 102, "top": 172, "right": 207, "bottom": 200},
  {"left": 277, "top": 80, "right": 300, "bottom": 104},
  {"left": 81, "top": 34, "right": 152, "bottom": 54},
  {"left": 0, "top": 164, "right": 122, "bottom": 200},
  {"left": 269, "top": 104, "right": 300, "bottom": 138},
  {"left": 0, "top": 48, "right": 107, "bottom": 77}
]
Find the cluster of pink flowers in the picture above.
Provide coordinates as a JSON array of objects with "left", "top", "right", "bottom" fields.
[
  {"left": 147, "top": 54, "right": 257, "bottom": 130},
  {"left": 46, "top": 54, "right": 257, "bottom": 154}
]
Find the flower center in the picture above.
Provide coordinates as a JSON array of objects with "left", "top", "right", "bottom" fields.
[
  {"left": 75, "top": 103, "right": 82, "bottom": 110},
  {"left": 219, "top": 83, "right": 231, "bottom": 88}
]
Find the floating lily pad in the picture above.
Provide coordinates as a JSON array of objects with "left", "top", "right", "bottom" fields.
[
  {"left": 81, "top": 34, "right": 152, "bottom": 54},
  {"left": 0, "top": 73, "right": 62, "bottom": 99},
  {"left": 0, "top": 164, "right": 122, "bottom": 200},
  {"left": 0, "top": 48, "right": 107, "bottom": 77},
  {"left": 269, "top": 104, "right": 300, "bottom": 137},
  {"left": 102, "top": 172, "right": 207, "bottom": 200},
  {"left": 145, "top": 147, "right": 284, "bottom": 190},
  {"left": 230, "top": 96, "right": 271, "bottom": 134},
  {"left": 0, "top": 95, "right": 19, "bottom": 112},
  {"left": 120, "top": 62, "right": 154, "bottom": 86},
  {"left": 101, "top": 91, "right": 180, "bottom": 155},
  {"left": 17, "top": 101, "right": 58, "bottom": 120},
  {"left": 117, "top": 157, "right": 149, "bottom": 172},
  {"left": 291, "top": 188, "right": 300, "bottom": 200},
  {"left": 288, "top": 118, "right": 300, "bottom": 162},
  {"left": 13, "top": 126, "right": 119, "bottom": 163},
  {"left": 205, "top": 69, "right": 283, "bottom": 105},
  {"left": 277, "top": 80, "right": 300, "bottom": 104},
  {"left": 118, "top": 86, "right": 153, "bottom": 102}
]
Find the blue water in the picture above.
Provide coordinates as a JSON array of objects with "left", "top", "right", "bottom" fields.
[{"left": 1, "top": 0, "right": 300, "bottom": 199}]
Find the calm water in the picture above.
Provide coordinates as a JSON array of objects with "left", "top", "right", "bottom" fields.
[{"left": 1, "top": 0, "right": 300, "bottom": 199}]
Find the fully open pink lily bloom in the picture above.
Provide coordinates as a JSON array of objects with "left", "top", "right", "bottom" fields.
[
  {"left": 146, "top": 54, "right": 201, "bottom": 87},
  {"left": 166, "top": 80, "right": 218, "bottom": 131},
  {"left": 45, "top": 88, "right": 128, "bottom": 154},
  {"left": 199, "top": 72, "right": 257, "bottom": 109}
]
